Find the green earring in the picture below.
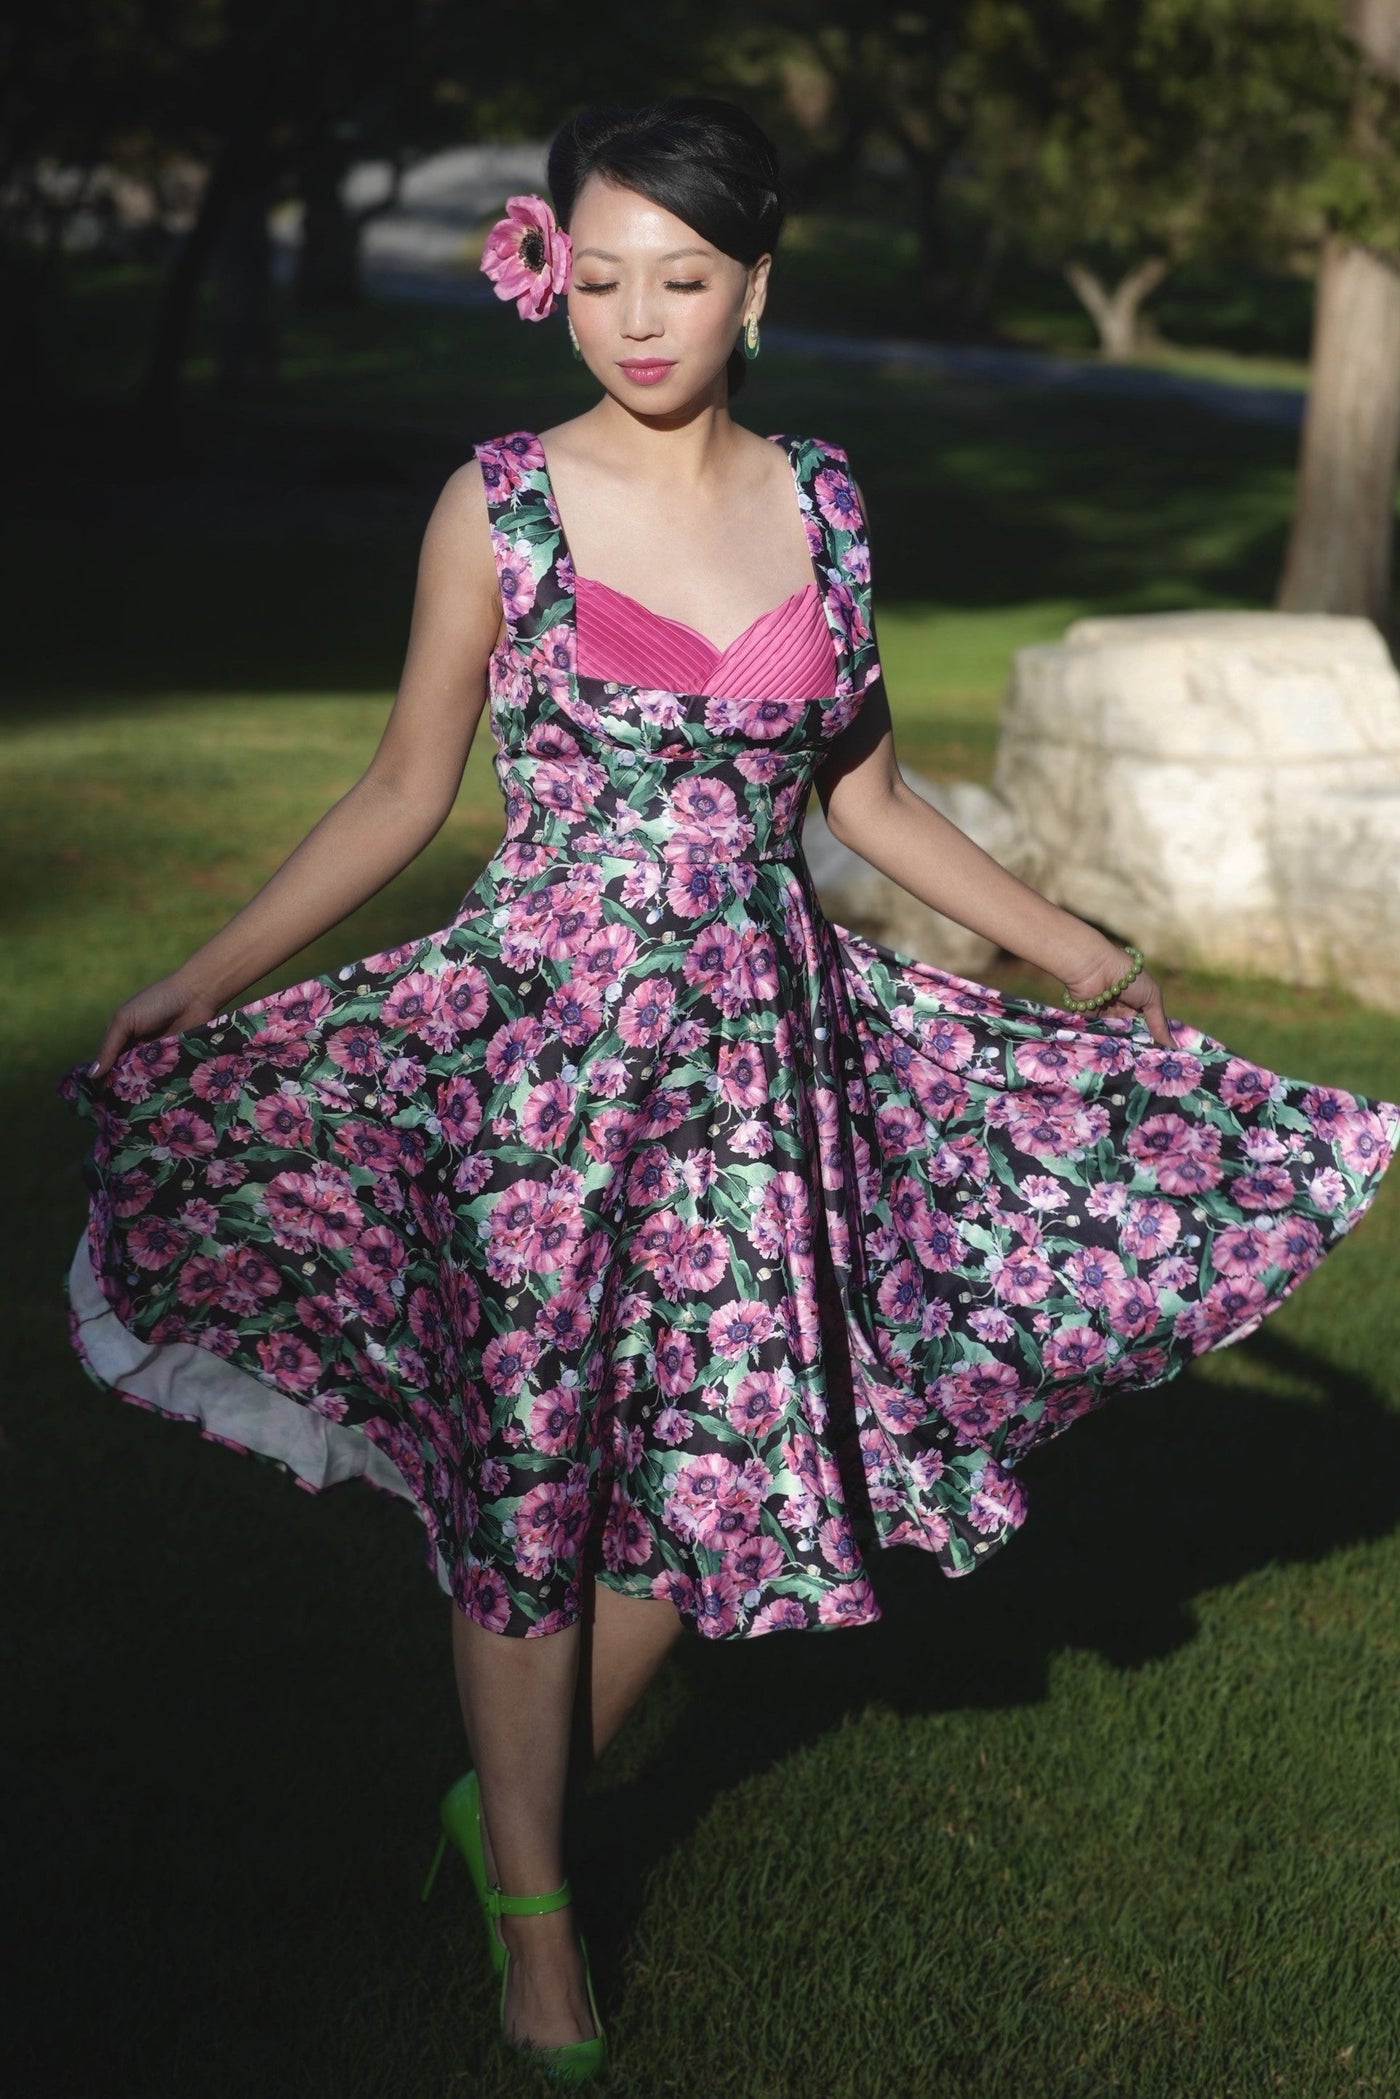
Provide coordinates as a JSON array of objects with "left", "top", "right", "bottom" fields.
[
  {"left": 567, "top": 316, "right": 583, "bottom": 361},
  {"left": 742, "top": 312, "right": 760, "bottom": 361}
]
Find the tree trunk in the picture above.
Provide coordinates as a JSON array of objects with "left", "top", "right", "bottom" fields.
[
  {"left": 905, "top": 148, "right": 969, "bottom": 333},
  {"left": 1276, "top": 0, "right": 1400, "bottom": 631},
  {"left": 1348, "top": 0, "right": 1400, "bottom": 73},
  {"left": 1276, "top": 229, "right": 1400, "bottom": 627},
  {"left": 296, "top": 129, "right": 361, "bottom": 306},
  {"left": 0, "top": 237, "right": 62, "bottom": 402},
  {"left": 964, "top": 216, "right": 1007, "bottom": 326},
  {"left": 1063, "top": 255, "right": 1170, "bottom": 359},
  {"left": 138, "top": 143, "right": 242, "bottom": 426},
  {"left": 214, "top": 151, "right": 279, "bottom": 399}
]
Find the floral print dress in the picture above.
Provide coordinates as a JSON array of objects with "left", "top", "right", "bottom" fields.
[{"left": 59, "top": 431, "right": 1400, "bottom": 1641}]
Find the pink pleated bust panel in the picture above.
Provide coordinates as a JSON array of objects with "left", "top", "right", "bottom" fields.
[{"left": 574, "top": 576, "right": 838, "bottom": 700}]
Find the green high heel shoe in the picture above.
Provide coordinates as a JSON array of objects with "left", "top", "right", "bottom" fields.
[
  {"left": 421, "top": 1770, "right": 607, "bottom": 2084},
  {"left": 421, "top": 1769, "right": 505, "bottom": 1977},
  {"left": 491, "top": 1885, "right": 607, "bottom": 2086}
]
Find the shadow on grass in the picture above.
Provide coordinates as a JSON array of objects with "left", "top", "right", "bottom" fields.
[
  {"left": 573, "top": 1323, "right": 1400, "bottom": 1996},
  {"left": 10, "top": 1274, "right": 1398, "bottom": 2094}
]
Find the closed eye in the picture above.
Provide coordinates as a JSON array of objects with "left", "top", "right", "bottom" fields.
[{"left": 572, "top": 279, "right": 709, "bottom": 294}]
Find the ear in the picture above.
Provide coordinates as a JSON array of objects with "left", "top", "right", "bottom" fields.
[{"left": 746, "top": 252, "right": 773, "bottom": 322}]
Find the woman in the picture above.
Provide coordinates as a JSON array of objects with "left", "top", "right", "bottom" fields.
[{"left": 60, "top": 98, "right": 1398, "bottom": 2083}]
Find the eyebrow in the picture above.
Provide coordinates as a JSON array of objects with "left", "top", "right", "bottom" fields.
[{"left": 572, "top": 246, "right": 713, "bottom": 263}]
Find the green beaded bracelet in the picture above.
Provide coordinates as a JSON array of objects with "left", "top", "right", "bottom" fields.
[{"left": 1061, "top": 942, "right": 1145, "bottom": 1012}]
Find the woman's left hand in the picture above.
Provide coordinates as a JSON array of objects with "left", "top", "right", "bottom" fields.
[{"left": 1062, "top": 947, "right": 1178, "bottom": 1048}]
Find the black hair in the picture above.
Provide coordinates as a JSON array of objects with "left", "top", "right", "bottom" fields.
[{"left": 547, "top": 96, "right": 785, "bottom": 396}]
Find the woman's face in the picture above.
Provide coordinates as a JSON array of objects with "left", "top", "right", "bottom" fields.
[{"left": 566, "top": 172, "right": 769, "bottom": 415}]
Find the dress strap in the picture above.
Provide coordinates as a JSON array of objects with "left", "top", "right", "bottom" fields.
[
  {"left": 781, "top": 434, "right": 882, "bottom": 702},
  {"left": 472, "top": 431, "right": 571, "bottom": 655}
]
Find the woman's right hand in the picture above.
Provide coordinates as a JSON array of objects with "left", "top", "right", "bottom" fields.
[{"left": 88, "top": 970, "right": 223, "bottom": 1081}]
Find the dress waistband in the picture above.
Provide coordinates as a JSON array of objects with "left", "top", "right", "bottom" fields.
[{"left": 502, "top": 808, "right": 803, "bottom": 868}]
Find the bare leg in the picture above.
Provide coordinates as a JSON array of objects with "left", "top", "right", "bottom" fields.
[
  {"left": 450, "top": 1608, "right": 593, "bottom": 2049},
  {"left": 574, "top": 1578, "right": 684, "bottom": 1766},
  {"left": 452, "top": 1581, "right": 682, "bottom": 2046}
]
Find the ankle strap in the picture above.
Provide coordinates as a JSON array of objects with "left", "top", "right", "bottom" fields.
[{"left": 486, "top": 1878, "right": 573, "bottom": 1919}]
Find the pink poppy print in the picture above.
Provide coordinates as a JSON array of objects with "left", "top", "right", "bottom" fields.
[{"left": 58, "top": 430, "right": 1400, "bottom": 1648}]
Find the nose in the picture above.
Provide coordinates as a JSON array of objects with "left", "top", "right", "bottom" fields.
[{"left": 619, "top": 286, "right": 664, "bottom": 342}]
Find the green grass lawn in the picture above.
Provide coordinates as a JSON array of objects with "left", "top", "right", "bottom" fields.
[{"left": 6, "top": 266, "right": 1400, "bottom": 2098}]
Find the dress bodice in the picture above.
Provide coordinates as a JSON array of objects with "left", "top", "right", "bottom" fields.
[
  {"left": 574, "top": 576, "right": 838, "bottom": 702},
  {"left": 474, "top": 431, "right": 883, "bottom": 884}
]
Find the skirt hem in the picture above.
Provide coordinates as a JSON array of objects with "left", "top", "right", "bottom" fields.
[{"left": 64, "top": 1229, "right": 889, "bottom": 1642}]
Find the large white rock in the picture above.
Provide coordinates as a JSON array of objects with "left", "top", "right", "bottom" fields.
[
  {"left": 802, "top": 771, "right": 1046, "bottom": 977},
  {"left": 993, "top": 610, "right": 1400, "bottom": 1011}
]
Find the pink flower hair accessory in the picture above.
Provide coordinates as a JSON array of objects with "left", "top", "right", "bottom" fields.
[{"left": 479, "top": 193, "right": 572, "bottom": 320}]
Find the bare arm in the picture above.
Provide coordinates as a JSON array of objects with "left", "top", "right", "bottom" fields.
[
  {"left": 813, "top": 485, "right": 1176, "bottom": 1047},
  {"left": 90, "top": 460, "right": 502, "bottom": 1075}
]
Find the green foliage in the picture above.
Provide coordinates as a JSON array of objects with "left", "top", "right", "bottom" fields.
[
  {"left": 957, "top": 0, "right": 1373, "bottom": 272},
  {"left": 1307, "top": 64, "right": 1400, "bottom": 246},
  {"left": 0, "top": 0, "right": 750, "bottom": 217}
]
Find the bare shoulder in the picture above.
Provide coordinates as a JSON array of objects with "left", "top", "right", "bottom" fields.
[
  {"left": 433, "top": 455, "right": 490, "bottom": 525},
  {"left": 421, "top": 457, "right": 496, "bottom": 590}
]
